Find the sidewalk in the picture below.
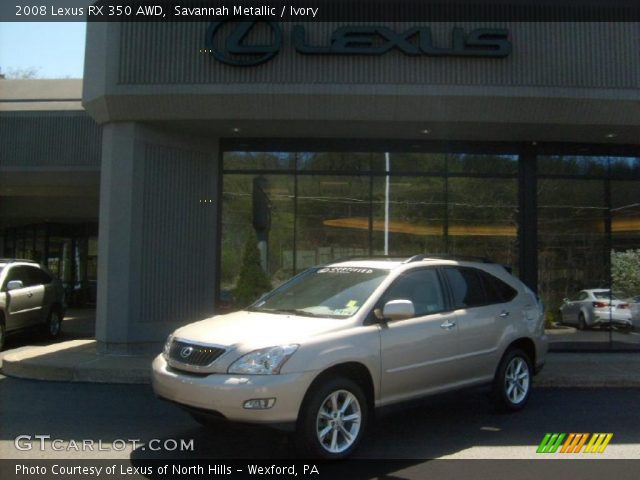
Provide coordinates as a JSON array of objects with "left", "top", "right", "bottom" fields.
[{"left": 0, "top": 312, "right": 639, "bottom": 386}]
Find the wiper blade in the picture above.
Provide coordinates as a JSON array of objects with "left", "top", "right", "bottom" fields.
[{"left": 262, "top": 308, "right": 318, "bottom": 317}]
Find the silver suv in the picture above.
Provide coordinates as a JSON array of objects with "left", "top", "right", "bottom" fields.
[
  {"left": 0, "top": 259, "right": 65, "bottom": 351},
  {"left": 152, "top": 256, "right": 547, "bottom": 458}
]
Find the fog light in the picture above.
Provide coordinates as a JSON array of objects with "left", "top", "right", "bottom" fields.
[{"left": 243, "top": 398, "right": 276, "bottom": 410}]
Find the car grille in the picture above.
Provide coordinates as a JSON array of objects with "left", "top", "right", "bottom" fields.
[{"left": 168, "top": 340, "right": 226, "bottom": 367}]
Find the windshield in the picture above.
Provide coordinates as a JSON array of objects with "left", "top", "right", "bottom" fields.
[{"left": 249, "top": 266, "right": 389, "bottom": 318}]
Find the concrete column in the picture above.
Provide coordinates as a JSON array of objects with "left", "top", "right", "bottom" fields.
[{"left": 96, "top": 123, "right": 219, "bottom": 353}]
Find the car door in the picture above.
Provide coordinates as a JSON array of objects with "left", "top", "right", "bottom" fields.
[
  {"left": 562, "top": 291, "right": 588, "bottom": 325},
  {"left": 442, "top": 267, "right": 516, "bottom": 382},
  {"left": 2, "top": 266, "right": 36, "bottom": 330},
  {"left": 22, "top": 265, "right": 47, "bottom": 326},
  {"left": 378, "top": 268, "right": 461, "bottom": 404}
]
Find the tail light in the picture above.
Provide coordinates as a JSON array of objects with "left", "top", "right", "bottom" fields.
[{"left": 592, "top": 301, "right": 609, "bottom": 308}]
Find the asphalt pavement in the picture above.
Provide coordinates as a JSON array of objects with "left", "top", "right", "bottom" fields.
[{"left": 1, "top": 374, "right": 638, "bottom": 460}]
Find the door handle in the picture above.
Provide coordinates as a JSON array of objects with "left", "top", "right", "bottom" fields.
[
  {"left": 440, "top": 320, "right": 456, "bottom": 330},
  {"left": 27, "top": 292, "right": 33, "bottom": 298},
  {"left": 499, "top": 311, "right": 510, "bottom": 318}
]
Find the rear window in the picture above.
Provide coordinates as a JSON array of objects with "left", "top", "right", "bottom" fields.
[
  {"left": 443, "top": 267, "right": 517, "bottom": 309},
  {"left": 480, "top": 271, "right": 518, "bottom": 303},
  {"left": 594, "top": 291, "right": 617, "bottom": 300}
]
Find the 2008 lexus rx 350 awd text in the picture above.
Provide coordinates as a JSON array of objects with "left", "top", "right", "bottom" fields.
[{"left": 152, "top": 256, "right": 548, "bottom": 459}]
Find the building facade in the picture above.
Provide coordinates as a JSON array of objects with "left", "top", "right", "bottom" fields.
[{"left": 3, "top": 16, "right": 639, "bottom": 352}]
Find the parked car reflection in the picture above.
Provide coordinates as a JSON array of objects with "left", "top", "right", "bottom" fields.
[
  {"left": 559, "top": 289, "right": 632, "bottom": 331},
  {"left": 625, "top": 295, "right": 640, "bottom": 330}
]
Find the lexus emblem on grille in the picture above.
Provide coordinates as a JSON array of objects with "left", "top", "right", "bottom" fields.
[{"left": 180, "top": 346, "right": 194, "bottom": 359}]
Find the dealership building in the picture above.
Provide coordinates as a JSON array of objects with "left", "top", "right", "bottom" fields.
[{"left": 1, "top": 15, "right": 639, "bottom": 352}]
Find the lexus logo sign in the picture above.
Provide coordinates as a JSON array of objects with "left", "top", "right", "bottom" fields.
[
  {"left": 205, "top": 21, "right": 282, "bottom": 66},
  {"left": 205, "top": 21, "right": 511, "bottom": 67}
]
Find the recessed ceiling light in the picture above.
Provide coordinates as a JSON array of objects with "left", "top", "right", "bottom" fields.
[
  {"left": 605, "top": 133, "right": 617, "bottom": 139},
  {"left": 421, "top": 129, "right": 431, "bottom": 135},
  {"left": 232, "top": 127, "right": 241, "bottom": 133}
]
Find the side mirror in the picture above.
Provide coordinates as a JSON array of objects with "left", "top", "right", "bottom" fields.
[
  {"left": 6, "top": 280, "right": 24, "bottom": 291},
  {"left": 382, "top": 299, "right": 415, "bottom": 321},
  {"left": 562, "top": 298, "right": 570, "bottom": 303}
]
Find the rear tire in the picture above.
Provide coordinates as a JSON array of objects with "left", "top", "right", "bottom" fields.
[
  {"left": 0, "top": 321, "right": 5, "bottom": 351},
  {"left": 492, "top": 348, "right": 532, "bottom": 412},
  {"left": 295, "top": 376, "right": 368, "bottom": 459},
  {"left": 578, "top": 313, "right": 587, "bottom": 331},
  {"left": 44, "top": 308, "right": 63, "bottom": 339}
]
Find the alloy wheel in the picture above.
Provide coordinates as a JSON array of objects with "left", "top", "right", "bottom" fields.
[
  {"left": 504, "top": 356, "right": 530, "bottom": 405},
  {"left": 315, "top": 389, "right": 362, "bottom": 454}
]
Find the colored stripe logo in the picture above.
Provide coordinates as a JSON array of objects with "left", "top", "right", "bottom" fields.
[{"left": 537, "top": 433, "right": 613, "bottom": 454}]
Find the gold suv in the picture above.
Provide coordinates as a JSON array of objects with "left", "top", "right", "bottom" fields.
[{"left": 152, "top": 256, "right": 547, "bottom": 458}]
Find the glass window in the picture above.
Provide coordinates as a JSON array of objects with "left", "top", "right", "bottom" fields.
[
  {"left": 538, "top": 178, "right": 607, "bottom": 311},
  {"left": 480, "top": 270, "right": 517, "bottom": 303},
  {"left": 538, "top": 155, "right": 609, "bottom": 176},
  {"left": 223, "top": 151, "right": 296, "bottom": 171},
  {"left": 371, "top": 153, "right": 446, "bottom": 174},
  {"left": 380, "top": 268, "right": 445, "bottom": 317},
  {"left": 447, "top": 153, "right": 518, "bottom": 175},
  {"left": 611, "top": 179, "right": 640, "bottom": 348},
  {"left": 4, "top": 266, "right": 29, "bottom": 288},
  {"left": 371, "top": 176, "right": 446, "bottom": 256},
  {"left": 24, "top": 265, "right": 49, "bottom": 286},
  {"left": 220, "top": 174, "right": 295, "bottom": 298},
  {"left": 447, "top": 178, "right": 518, "bottom": 268},
  {"left": 443, "top": 267, "right": 487, "bottom": 309},
  {"left": 296, "top": 175, "right": 370, "bottom": 269},
  {"left": 576, "top": 291, "right": 589, "bottom": 301},
  {"left": 298, "top": 152, "right": 375, "bottom": 172}
]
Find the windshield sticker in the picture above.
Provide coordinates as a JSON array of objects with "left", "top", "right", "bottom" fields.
[
  {"left": 318, "top": 267, "right": 374, "bottom": 274},
  {"left": 333, "top": 306, "right": 359, "bottom": 316},
  {"left": 346, "top": 300, "right": 358, "bottom": 308}
]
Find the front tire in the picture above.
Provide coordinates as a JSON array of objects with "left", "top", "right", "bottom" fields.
[
  {"left": 296, "top": 376, "right": 368, "bottom": 459},
  {"left": 492, "top": 348, "right": 532, "bottom": 412}
]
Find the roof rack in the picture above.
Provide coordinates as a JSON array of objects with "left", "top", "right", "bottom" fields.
[
  {"left": 403, "top": 254, "right": 496, "bottom": 264},
  {"left": 328, "top": 255, "right": 407, "bottom": 264},
  {"left": 0, "top": 258, "right": 38, "bottom": 264}
]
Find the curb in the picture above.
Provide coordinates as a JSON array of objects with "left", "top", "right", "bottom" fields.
[{"left": 0, "top": 340, "right": 152, "bottom": 384}]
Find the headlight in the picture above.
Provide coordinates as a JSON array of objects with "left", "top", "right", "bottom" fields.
[
  {"left": 163, "top": 334, "right": 174, "bottom": 358},
  {"left": 228, "top": 345, "right": 298, "bottom": 375}
]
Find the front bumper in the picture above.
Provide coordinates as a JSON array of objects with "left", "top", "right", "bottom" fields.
[{"left": 151, "top": 354, "right": 315, "bottom": 425}]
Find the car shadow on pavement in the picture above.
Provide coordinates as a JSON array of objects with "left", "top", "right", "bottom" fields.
[
  {"left": 127, "top": 386, "right": 640, "bottom": 465},
  {"left": 1, "top": 307, "right": 96, "bottom": 352}
]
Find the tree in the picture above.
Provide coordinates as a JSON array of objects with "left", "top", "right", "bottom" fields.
[
  {"left": 234, "top": 232, "right": 272, "bottom": 308},
  {"left": 3, "top": 66, "right": 41, "bottom": 79},
  {"left": 611, "top": 249, "right": 640, "bottom": 297}
]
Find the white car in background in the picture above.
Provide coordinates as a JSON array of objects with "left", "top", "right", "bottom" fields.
[{"left": 559, "top": 289, "right": 632, "bottom": 330}]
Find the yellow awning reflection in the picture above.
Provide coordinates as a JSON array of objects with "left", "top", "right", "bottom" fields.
[{"left": 323, "top": 217, "right": 516, "bottom": 237}]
